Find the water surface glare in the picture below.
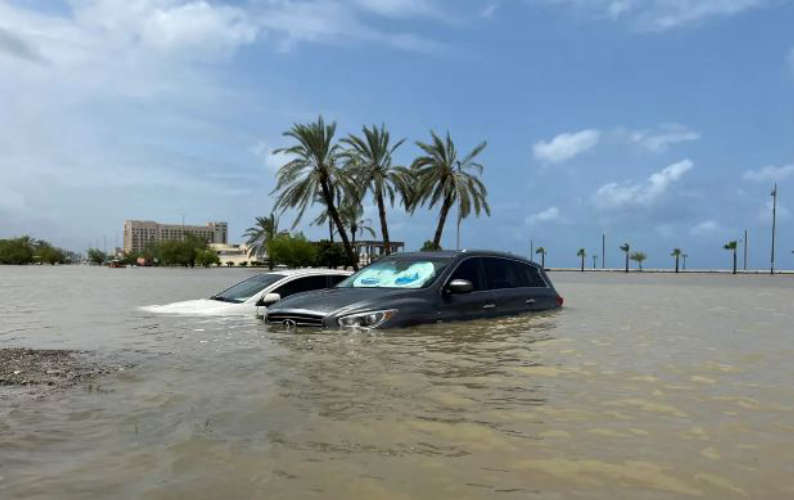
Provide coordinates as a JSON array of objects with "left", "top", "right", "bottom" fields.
[{"left": 1, "top": 267, "right": 793, "bottom": 499}]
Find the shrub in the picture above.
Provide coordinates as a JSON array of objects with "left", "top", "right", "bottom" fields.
[{"left": 267, "top": 233, "right": 318, "bottom": 268}]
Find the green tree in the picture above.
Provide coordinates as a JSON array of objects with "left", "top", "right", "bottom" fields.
[
  {"left": 630, "top": 251, "right": 647, "bottom": 271},
  {"left": 339, "top": 201, "right": 375, "bottom": 248},
  {"left": 35, "top": 243, "right": 66, "bottom": 265},
  {"left": 620, "top": 243, "right": 630, "bottom": 273},
  {"left": 342, "top": 124, "right": 410, "bottom": 256},
  {"left": 724, "top": 240, "right": 738, "bottom": 275},
  {"left": 0, "top": 236, "right": 35, "bottom": 265},
  {"left": 535, "top": 247, "right": 547, "bottom": 269},
  {"left": 576, "top": 248, "right": 586, "bottom": 272},
  {"left": 671, "top": 248, "right": 682, "bottom": 273},
  {"left": 271, "top": 116, "right": 359, "bottom": 270},
  {"left": 267, "top": 233, "right": 318, "bottom": 268},
  {"left": 244, "top": 213, "right": 279, "bottom": 269},
  {"left": 87, "top": 248, "right": 106, "bottom": 265},
  {"left": 412, "top": 131, "right": 490, "bottom": 249},
  {"left": 195, "top": 249, "right": 220, "bottom": 268},
  {"left": 315, "top": 240, "right": 349, "bottom": 269},
  {"left": 421, "top": 240, "right": 442, "bottom": 251}
]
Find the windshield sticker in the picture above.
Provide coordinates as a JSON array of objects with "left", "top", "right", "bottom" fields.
[{"left": 352, "top": 262, "right": 437, "bottom": 288}]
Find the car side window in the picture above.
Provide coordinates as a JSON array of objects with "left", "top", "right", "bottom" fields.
[
  {"left": 328, "top": 275, "right": 347, "bottom": 287},
  {"left": 273, "top": 276, "right": 330, "bottom": 299},
  {"left": 524, "top": 265, "right": 547, "bottom": 287},
  {"left": 483, "top": 257, "right": 524, "bottom": 290},
  {"left": 448, "top": 258, "right": 484, "bottom": 291}
]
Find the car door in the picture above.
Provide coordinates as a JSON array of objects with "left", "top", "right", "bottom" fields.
[
  {"left": 482, "top": 257, "right": 529, "bottom": 317},
  {"left": 438, "top": 257, "right": 496, "bottom": 322},
  {"left": 521, "top": 264, "right": 557, "bottom": 310}
]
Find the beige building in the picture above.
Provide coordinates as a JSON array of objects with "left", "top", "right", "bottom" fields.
[
  {"left": 123, "top": 220, "right": 228, "bottom": 253},
  {"left": 209, "top": 243, "right": 259, "bottom": 266}
]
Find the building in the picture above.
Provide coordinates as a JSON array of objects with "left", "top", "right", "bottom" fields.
[
  {"left": 123, "top": 220, "right": 228, "bottom": 254},
  {"left": 209, "top": 242, "right": 259, "bottom": 266}
]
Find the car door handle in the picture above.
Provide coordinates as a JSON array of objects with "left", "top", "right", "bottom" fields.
[
  {"left": 525, "top": 298, "right": 536, "bottom": 305},
  {"left": 483, "top": 304, "right": 496, "bottom": 309}
]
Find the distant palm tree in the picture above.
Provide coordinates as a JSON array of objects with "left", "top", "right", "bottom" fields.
[
  {"left": 535, "top": 247, "right": 547, "bottom": 269},
  {"left": 724, "top": 240, "right": 738, "bottom": 275},
  {"left": 577, "top": 248, "right": 586, "bottom": 272},
  {"left": 671, "top": 248, "right": 682, "bottom": 273},
  {"left": 412, "top": 131, "right": 490, "bottom": 249},
  {"left": 244, "top": 214, "right": 279, "bottom": 270},
  {"left": 620, "top": 243, "right": 630, "bottom": 273},
  {"left": 630, "top": 251, "right": 647, "bottom": 271},
  {"left": 339, "top": 202, "right": 376, "bottom": 247},
  {"left": 342, "top": 124, "right": 410, "bottom": 256},
  {"left": 271, "top": 116, "right": 358, "bottom": 270}
]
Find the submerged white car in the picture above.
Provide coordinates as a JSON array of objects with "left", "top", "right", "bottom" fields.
[{"left": 141, "top": 269, "right": 351, "bottom": 317}]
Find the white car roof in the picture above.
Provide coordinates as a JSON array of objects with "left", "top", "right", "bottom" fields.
[{"left": 269, "top": 268, "right": 352, "bottom": 277}]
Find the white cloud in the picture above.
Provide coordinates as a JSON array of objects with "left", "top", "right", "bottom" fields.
[
  {"left": 544, "top": 0, "right": 766, "bottom": 32},
  {"left": 481, "top": 3, "right": 499, "bottom": 18},
  {"left": 743, "top": 164, "right": 794, "bottom": 182},
  {"left": 533, "top": 129, "right": 601, "bottom": 164},
  {"left": 353, "top": 0, "right": 438, "bottom": 18},
  {"left": 251, "top": 140, "right": 290, "bottom": 172},
  {"left": 526, "top": 206, "right": 561, "bottom": 224},
  {"left": 690, "top": 220, "right": 720, "bottom": 236},
  {"left": 624, "top": 123, "right": 700, "bottom": 152},
  {"left": 594, "top": 159, "right": 694, "bottom": 210},
  {"left": 758, "top": 200, "right": 791, "bottom": 223}
]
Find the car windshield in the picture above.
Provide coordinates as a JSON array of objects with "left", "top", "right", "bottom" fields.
[
  {"left": 337, "top": 258, "right": 451, "bottom": 289},
  {"left": 211, "top": 274, "right": 284, "bottom": 303}
]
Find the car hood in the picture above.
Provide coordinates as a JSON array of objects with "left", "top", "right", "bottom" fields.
[{"left": 267, "top": 287, "right": 419, "bottom": 316}]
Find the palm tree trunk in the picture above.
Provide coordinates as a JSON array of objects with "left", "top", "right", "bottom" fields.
[
  {"left": 675, "top": 256, "right": 679, "bottom": 273},
  {"left": 432, "top": 198, "right": 453, "bottom": 248},
  {"left": 581, "top": 256, "right": 584, "bottom": 272},
  {"left": 625, "top": 253, "right": 629, "bottom": 273},
  {"left": 375, "top": 187, "right": 391, "bottom": 255},
  {"left": 733, "top": 250, "right": 737, "bottom": 275},
  {"left": 320, "top": 179, "right": 358, "bottom": 271},
  {"left": 328, "top": 219, "right": 334, "bottom": 243},
  {"left": 541, "top": 253, "right": 545, "bottom": 269}
]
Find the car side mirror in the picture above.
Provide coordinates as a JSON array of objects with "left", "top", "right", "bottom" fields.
[
  {"left": 447, "top": 279, "right": 474, "bottom": 294},
  {"left": 257, "top": 292, "right": 281, "bottom": 307}
]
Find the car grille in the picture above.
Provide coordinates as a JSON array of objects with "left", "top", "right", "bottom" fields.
[{"left": 266, "top": 312, "right": 325, "bottom": 328}]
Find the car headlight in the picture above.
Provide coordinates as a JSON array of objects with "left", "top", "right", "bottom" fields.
[{"left": 337, "top": 309, "right": 397, "bottom": 329}]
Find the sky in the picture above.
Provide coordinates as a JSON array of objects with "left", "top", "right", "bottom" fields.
[{"left": 1, "top": 0, "right": 793, "bottom": 269}]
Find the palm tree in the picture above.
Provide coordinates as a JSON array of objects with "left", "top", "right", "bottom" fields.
[
  {"left": 412, "top": 131, "right": 490, "bottom": 249},
  {"left": 620, "top": 243, "right": 630, "bottom": 273},
  {"left": 577, "top": 248, "right": 586, "bottom": 272},
  {"left": 339, "top": 201, "right": 376, "bottom": 247},
  {"left": 535, "top": 247, "right": 547, "bottom": 269},
  {"left": 271, "top": 116, "right": 359, "bottom": 270},
  {"left": 671, "top": 248, "right": 682, "bottom": 273},
  {"left": 724, "top": 240, "right": 738, "bottom": 275},
  {"left": 342, "top": 124, "right": 410, "bottom": 256},
  {"left": 244, "top": 214, "right": 279, "bottom": 269},
  {"left": 630, "top": 251, "right": 647, "bottom": 271}
]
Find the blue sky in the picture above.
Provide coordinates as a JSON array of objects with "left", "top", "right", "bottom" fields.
[{"left": 1, "top": 0, "right": 793, "bottom": 269}]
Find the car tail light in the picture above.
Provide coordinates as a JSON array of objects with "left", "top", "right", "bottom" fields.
[{"left": 556, "top": 295, "right": 564, "bottom": 307}]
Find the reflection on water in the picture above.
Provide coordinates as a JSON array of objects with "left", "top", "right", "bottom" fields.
[{"left": 1, "top": 267, "right": 793, "bottom": 499}]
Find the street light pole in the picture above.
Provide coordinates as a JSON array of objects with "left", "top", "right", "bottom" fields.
[
  {"left": 682, "top": 254, "right": 688, "bottom": 270},
  {"left": 743, "top": 229, "right": 748, "bottom": 270},
  {"left": 530, "top": 239, "right": 534, "bottom": 262},
  {"left": 602, "top": 233, "right": 606, "bottom": 269},
  {"left": 593, "top": 255, "right": 598, "bottom": 269},
  {"left": 771, "top": 183, "right": 777, "bottom": 275}
]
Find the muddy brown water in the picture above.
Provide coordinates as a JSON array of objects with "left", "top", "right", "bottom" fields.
[{"left": 1, "top": 266, "right": 793, "bottom": 499}]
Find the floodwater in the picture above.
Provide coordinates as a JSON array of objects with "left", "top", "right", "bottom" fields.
[{"left": 1, "top": 266, "right": 793, "bottom": 499}]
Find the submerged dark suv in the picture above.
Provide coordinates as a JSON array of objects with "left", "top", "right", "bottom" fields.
[{"left": 265, "top": 250, "right": 563, "bottom": 329}]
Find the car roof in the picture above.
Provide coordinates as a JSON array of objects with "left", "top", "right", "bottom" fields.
[
  {"left": 269, "top": 268, "right": 352, "bottom": 277},
  {"left": 386, "top": 250, "right": 541, "bottom": 266}
]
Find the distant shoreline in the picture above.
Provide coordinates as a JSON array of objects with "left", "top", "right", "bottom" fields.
[{"left": 547, "top": 268, "right": 794, "bottom": 275}]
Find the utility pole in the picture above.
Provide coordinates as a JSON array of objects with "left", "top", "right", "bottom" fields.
[
  {"left": 743, "top": 229, "right": 748, "bottom": 270},
  {"left": 530, "top": 239, "right": 534, "bottom": 262},
  {"left": 682, "top": 254, "right": 688, "bottom": 270},
  {"left": 593, "top": 255, "right": 598, "bottom": 269},
  {"left": 771, "top": 184, "right": 777, "bottom": 275},
  {"left": 602, "top": 233, "right": 606, "bottom": 269}
]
